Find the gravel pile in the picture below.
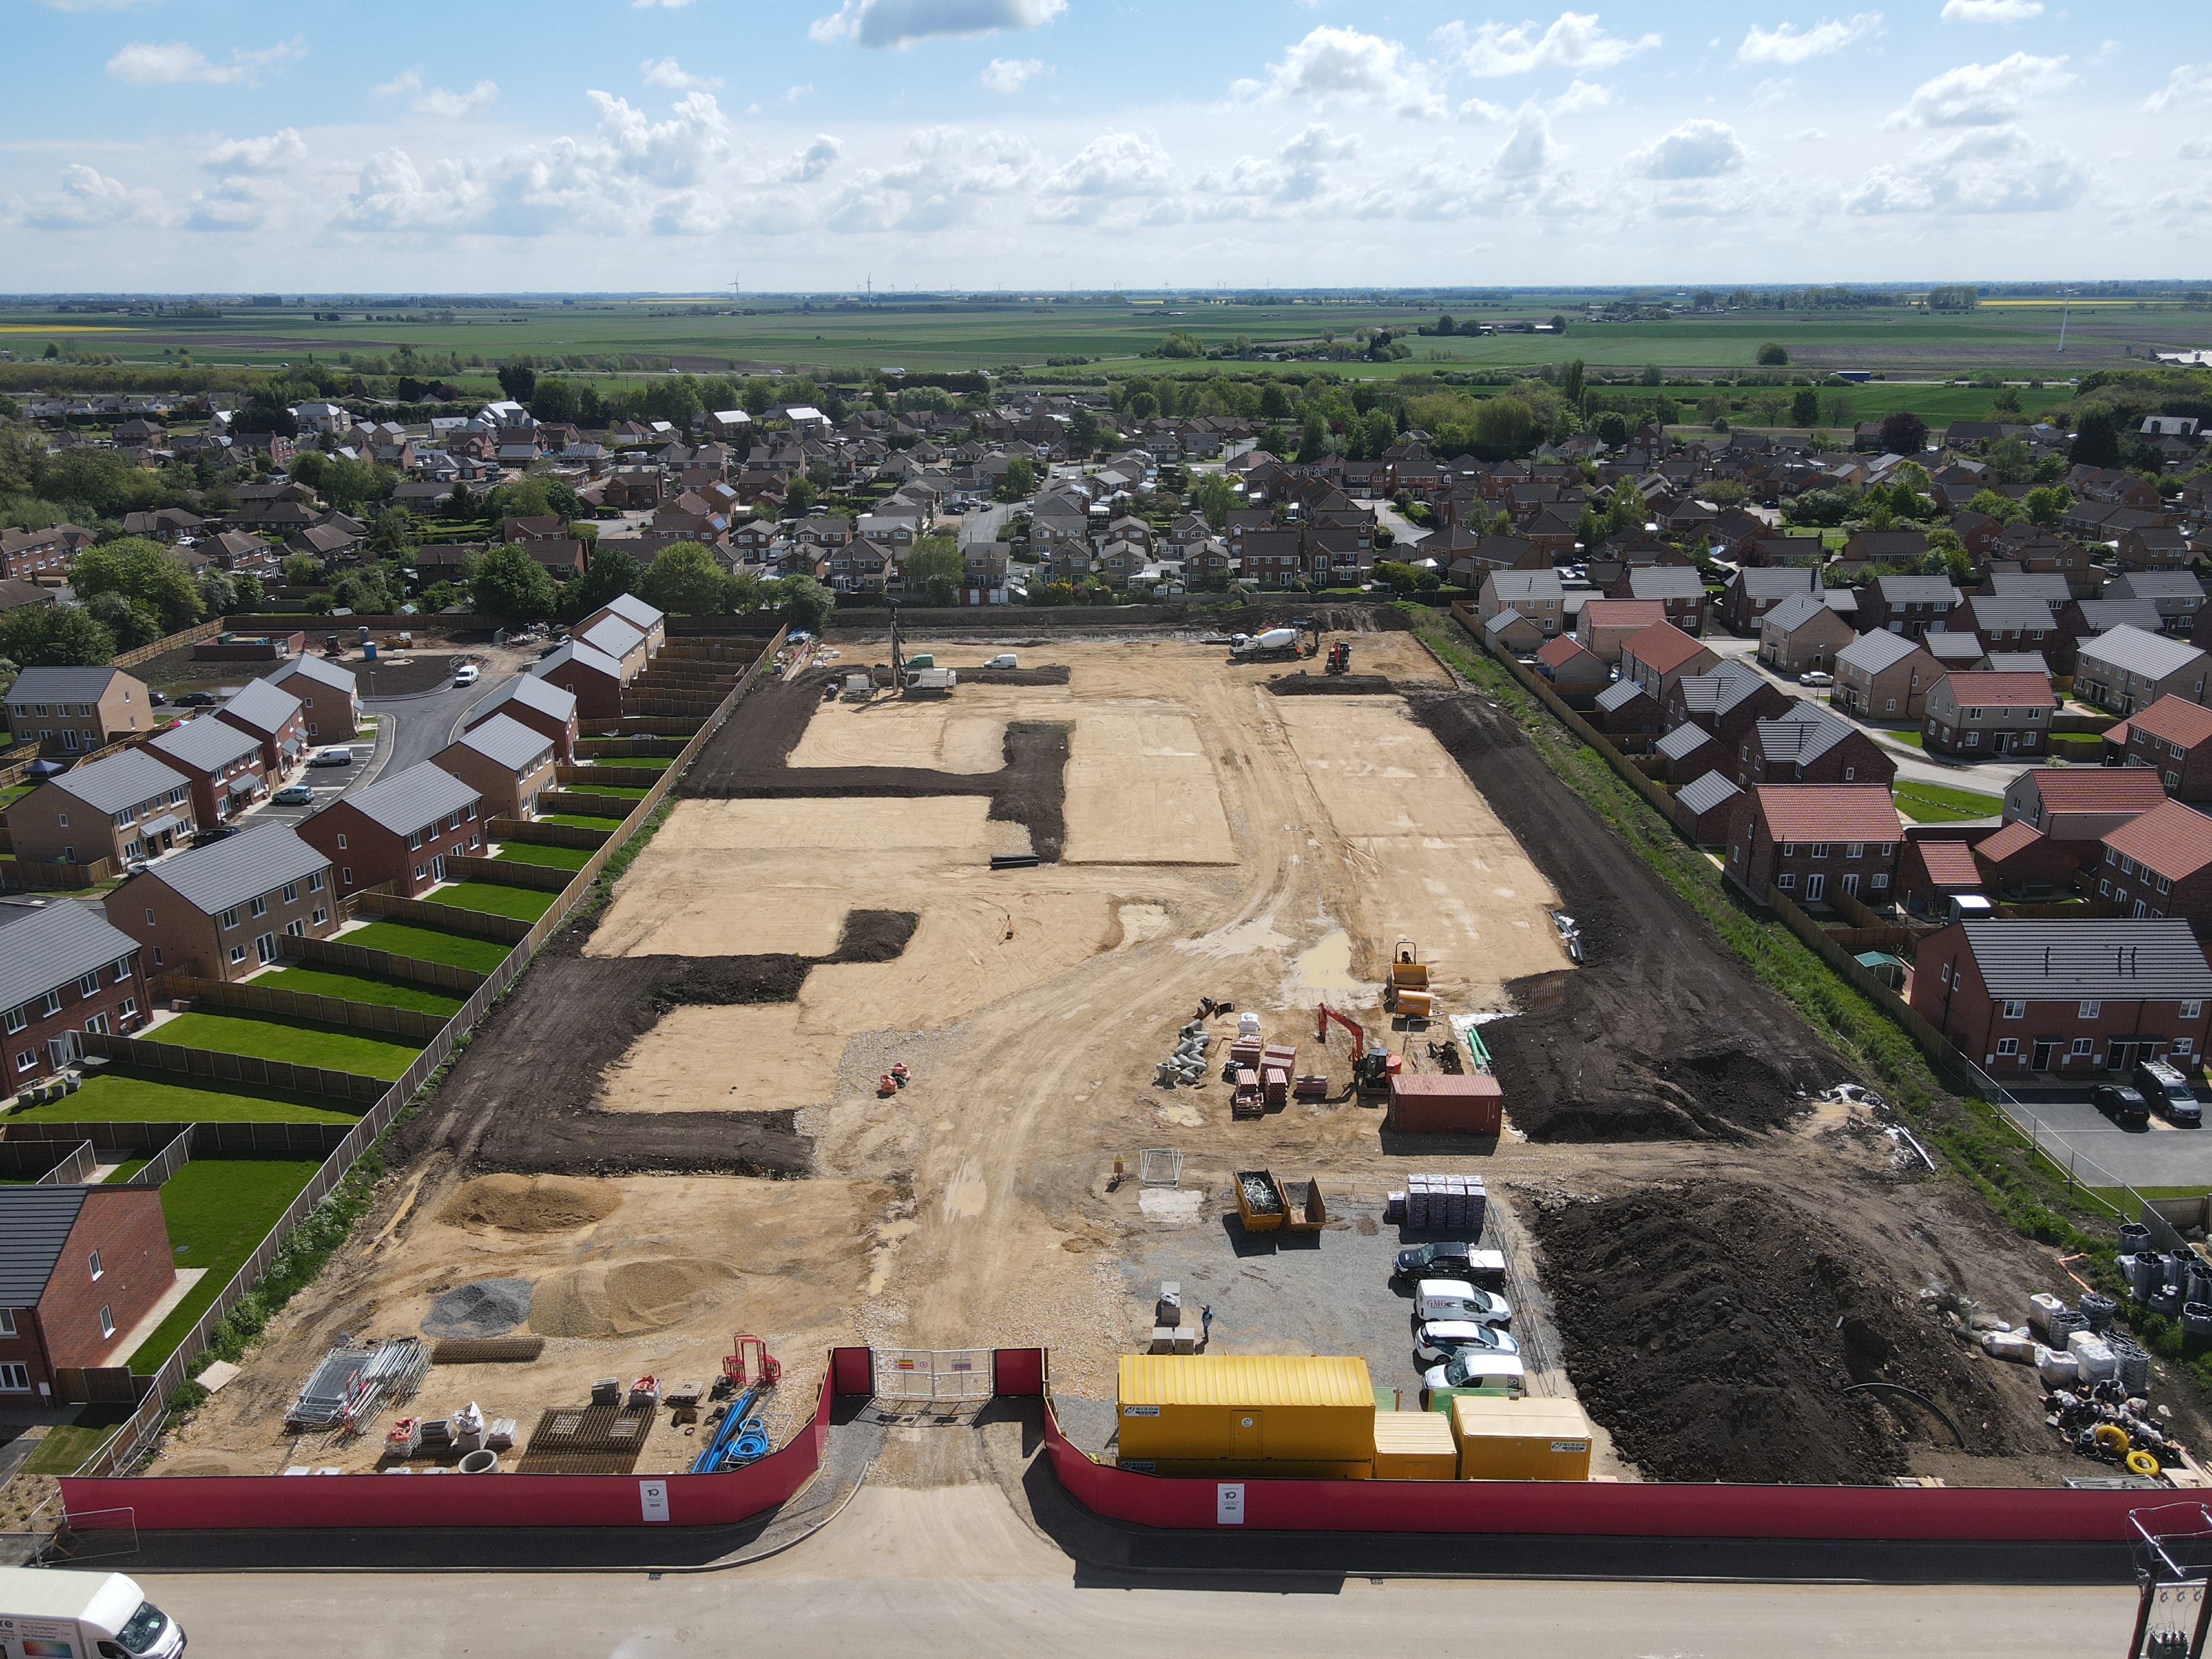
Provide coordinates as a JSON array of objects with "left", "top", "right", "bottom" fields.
[{"left": 421, "top": 1278, "right": 535, "bottom": 1340}]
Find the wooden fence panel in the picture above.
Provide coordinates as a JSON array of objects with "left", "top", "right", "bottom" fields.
[
  {"left": 152, "top": 973, "right": 446, "bottom": 1042},
  {"left": 112, "top": 619, "right": 224, "bottom": 669},
  {"left": 81, "top": 1034, "right": 389, "bottom": 1105},
  {"left": 278, "top": 933, "right": 488, "bottom": 993},
  {"left": 441, "top": 854, "right": 570, "bottom": 893},
  {"left": 355, "top": 892, "right": 532, "bottom": 943},
  {"left": 0, "top": 857, "right": 117, "bottom": 892},
  {"left": 538, "top": 789, "right": 649, "bottom": 820},
  {"left": 486, "top": 817, "right": 609, "bottom": 849}
]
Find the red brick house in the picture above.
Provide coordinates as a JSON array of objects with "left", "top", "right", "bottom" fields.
[
  {"left": 531, "top": 641, "right": 627, "bottom": 723},
  {"left": 1725, "top": 784, "right": 1905, "bottom": 905},
  {"left": 433, "top": 714, "right": 557, "bottom": 821},
  {"left": 1533, "top": 634, "right": 1609, "bottom": 695},
  {"left": 4, "top": 748, "right": 196, "bottom": 869},
  {"left": 1672, "top": 770, "right": 1743, "bottom": 847},
  {"left": 145, "top": 714, "right": 269, "bottom": 826},
  {"left": 1920, "top": 670, "right": 2056, "bottom": 759},
  {"left": 106, "top": 823, "right": 336, "bottom": 982},
  {"left": 1665, "top": 660, "right": 1792, "bottom": 748},
  {"left": 0, "top": 1185, "right": 175, "bottom": 1401},
  {"left": 1973, "top": 819, "right": 2080, "bottom": 899},
  {"left": 266, "top": 654, "right": 360, "bottom": 744},
  {"left": 1899, "top": 833, "right": 1985, "bottom": 915},
  {"left": 1620, "top": 621, "right": 1719, "bottom": 702},
  {"left": 467, "top": 673, "right": 580, "bottom": 763},
  {"left": 2107, "top": 696, "right": 2212, "bottom": 804},
  {"left": 2097, "top": 800, "right": 2212, "bottom": 931},
  {"left": 1736, "top": 702, "right": 1896, "bottom": 788},
  {"left": 295, "top": 762, "right": 484, "bottom": 899},
  {"left": 214, "top": 677, "right": 309, "bottom": 780},
  {"left": 2001, "top": 767, "right": 2169, "bottom": 859},
  {"left": 1911, "top": 919, "right": 2212, "bottom": 1079},
  {"left": 0, "top": 901, "right": 152, "bottom": 1090},
  {"left": 1577, "top": 598, "right": 1666, "bottom": 664}
]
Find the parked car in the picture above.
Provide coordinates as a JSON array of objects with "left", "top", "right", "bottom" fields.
[
  {"left": 2133, "top": 1060, "right": 2202, "bottom": 1127},
  {"left": 309, "top": 745, "right": 353, "bottom": 768},
  {"left": 983, "top": 653, "right": 1019, "bottom": 670},
  {"left": 1418, "top": 1345, "right": 1527, "bottom": 1402},
  {"left": 272, "top": 782, "right": 316, "bottom": 805},
  {"left": 1392, "top": 1241, "right": 1504, "bottom": 1286},
  {"left": 148, "top": 688, "right": 168, "bottom": 707},
  {"left": 1413, "top": 1319, "right": 1521, "bottom": 1366},
  {"left": 189, "top": 826, "right": 239, "bottom": 848},
  {"left": 2095, "top": 1084, "right": 2151, "bottom": 1130},
  {"left": 1413, "top": 1279, "right": 1511, "bottom": 1329},
  {"left": 453, "top": 663, "right": 479, "bottom": 686},
  {"left": 176, "top": 691, "right": 218, "bottom": 707},
  {"left": 1798, "top": 671, "right": 1834, "bottom": 688}
]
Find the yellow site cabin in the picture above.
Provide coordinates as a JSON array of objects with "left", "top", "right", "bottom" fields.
[
  {"left": 1116, "top": 1354, "right": 1375, "bottom": 1479},
  {"left": 1373, "top": 1410, "right": 1459, "bottom": 1480},
  {"left": 1449, "top": 1394, "right": 1595, "bottom": 1481}
]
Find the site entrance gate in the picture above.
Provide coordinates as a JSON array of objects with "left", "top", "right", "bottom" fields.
[{"left": 872, "top": 1349, "right": 994, "bottom": 1402}]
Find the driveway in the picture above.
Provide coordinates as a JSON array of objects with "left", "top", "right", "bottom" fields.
[
  {"left": 958, "top": 500, "right": 1020, "bottom": 549},
  {"left": 1992, "top": 1091, "right": 2212, "bottom": 1188}
]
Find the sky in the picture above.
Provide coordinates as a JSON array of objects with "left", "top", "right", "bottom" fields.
[{"left": 3, "top": 0, "right": 2210, "bottom": 293}]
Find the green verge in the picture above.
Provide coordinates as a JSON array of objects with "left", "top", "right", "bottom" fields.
[
  {"left": 150, "top": 1010, "right": 425, "bottom": 1080},
  {"left": 18, "top": 1067, "right": 363, "bottom": 1125},
  {"left": 1893, "top": 779, "right": 2004, "bottom": 823},
  {"left": 491, "top": 842, "right": 594, "bottom": 870},
  {"left": 342, "top": 920, "right": 513, "bottom": 972}
]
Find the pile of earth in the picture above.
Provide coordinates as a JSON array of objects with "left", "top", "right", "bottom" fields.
[
  {"left": 439, "top": 1174, "right": 622, "bottom": 1234},
  {"left": 1529, "top": 1181, "right": 2016, "bottom": 1484},
  {"left": 421, "top": 1277, "right": 535, "bottom": 1340},
  {"left": 1266, "top": 673, "right": 1399, "bottom": 697},
  {"left": 529, "top": 1256, "right": 738, "bottom": 1339}
]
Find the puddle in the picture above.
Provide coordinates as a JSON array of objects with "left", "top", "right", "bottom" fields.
[
  {"left": 1291, "top": 929, "right": 1360, "bottom": 994},
  {"left": 1176, "top": 916, "right": 1294, "bottom": 958},
  {"left": 1138, "top": 1188, "right": 1206, "bottom": 1225},
  {"left": 942, "top": 1159, "right": 987, "bottom": 1221}
]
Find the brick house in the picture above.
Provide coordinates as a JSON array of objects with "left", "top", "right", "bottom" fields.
[
  {"left": 531, "top": 641, "right": 627, "bottom": 723},
  {"left": 3, "top": 667, "right": 154, "bottom": 757},
  {"left": 1533, "top": 634, "right": 1609, "bottom": 695},
  {"left": 2118, "top": 527, "right": 2193, "bottom": 573},
  {"left": 1672, "top": 769, "right": 1743, "bottom": 847},
  {"left": 1911, "top": 919, "right": 2212, "bottom": 1079},
  {"left": 2075, "top": 626, "right": 2212, "bottom": 717},
  {"left": 1736, "top": 702, "right": 1897, "bottom": 788},
  {"left": 266, "top": 654, "right": 360, "bottom": 743},
  {"left": 1577, "top": 599, "right": 1667, "bottom": 664},
  {"left": 1757, "top": 592, "right": 1855, "bottom": 676},
  {"left": 1973, "top": 820, "right": 2081, "bottom": 899},
  {"left": 575, "top": 614, "right": 651, "bottom": 683},
  {"left": 2108, "top": 572, "right": 2206, "bottom": 637},
  {"left": 1665, "top": 660, "right": 1792, "bottom": 747},
  {"left": 0, "top": 1185, "right": 175, "bottom": 1401},
  {"left": 1834, "top": 630, "right": 1943, "bottom": 722},
  {"left": 1656, "top": 721, "right": 1719, "bottom": 784},
  {"left": 1943, "top": 595, "right": 2060, "bottom": 660},
  {"left": 1858, "top": 573, "right": 1961, "bottom": 640},
  {"left": 106, "top": 823, "right": 336, "bottom": 981},
  {"left": 0, "top": 901, "right": 151, "bottom": 1088},
  {"left": 2107, "top": 696, "right": 2212, "bottom": 803},
  {"left": 2001, "top": 766, "right": 2169, "bottom": 861},
  {"left": 213, "top": 677, "right": 309, "bottom": 779},
  {"left": 1899, "top": 834, "right": 1986, "bottom": 915},
  {"left": 1593, "top": 679, "right": 1663, "bottom": 736},
  {"left": 1479, "top": 570, "right": 1564, "bottom": 637},
  {"left": 1483, "top": 609, "right": 1546, "bottom": 654},
  {"left": 4, "top": 748, "right": 195, "bottom": 868},
  {"left": 1720, "top": 566, "right": 1821, "bottom": 634},
  {"left": 1611, "top": 566, "right": 1708, "bottom": 634},
  {"left": 2096, "top": 800, "right": 2212, "bottom": 930},
  {"left": 1620, "top": 621, "right": 1719, "bottom": 702},
  {"left": 1921, "top": 670, "right": 2056, "bottom": 759},
  {"left": 1724, "top": 784, "right": 1904, "bottom": 905},
  {"left": 145, "top": 715, "right": 269, "bottom": 826},
  {"left": 432, "top": 714, "right": 557, "bottom": 821},
  {"left": 295, "top": 762, "right": 484, "bottom": 899},
  {"left": 467, "top": 674, "right": 580, "bottom": 763},
  {"left": 579, "top": 592, "right": 666, "bottom": 656}
]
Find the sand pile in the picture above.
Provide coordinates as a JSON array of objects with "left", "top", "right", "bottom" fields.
[
  {"left": 421, "top": 1278, "right": 535, "bottom": 1340},
  {"left": 528, "top": 1257, "right": 738, "bottom": 1339},
  {"left": 439, "top": 1175, "right": 622, "bottom": 1234}
]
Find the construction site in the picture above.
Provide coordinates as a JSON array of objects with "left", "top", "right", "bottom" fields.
[{"left": 130, "top": 613, "right": 2212, "bottom": 1503}]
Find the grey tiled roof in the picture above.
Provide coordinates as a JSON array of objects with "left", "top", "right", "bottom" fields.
[
  {"left": 149, "top": 717, "right": 259, "bottom": 773},
  {"left": 220, "top": 677, "right": 301, "bottom": 733},
  {"left": 1837, "top": 630, "right": 1925, "bottom": 675},
  {"left": 267, "top": 654, "right": 357, "bottom": 695},
  {"left": 136, "top": 823, "right": 327, "bottom": 916},
  {"left": 0, "top": 899, "right": 139, "bottom": 1018},
  {"left": 1595, "top": 679, "right": 1648, "bottom": 710},
  {"left": 594, "top": 592, "right": 664, "bottom": 630},
  {"left": 1958, "top": 919, "right": 2212, "bottom": 1000},
  {"left": 1755, "top": 701, "right": 1855, "bottom": 765},
  {"left": 49, "top": 748, "right": 189, "bottom": 814},
  {"left": 578, "top": 615, "right": 645, "bottom": 659},
  {"left": 337, "top": 762, "right": 479, "bottom": 836},
  {"left": 450, "top": 713, "right": 553, "bottom": 772},
  {"left": 1676, "top": 770, "right": 1742, "bottom": 815},
  {"left": 1734, "top": 567, "right": 1820, "bottom": 599},
  {"left": 2079, "top": 625, "right": 2208, "bottom": 681},
  {"left": 6, "top": 666, "right": 128, "bottom": 705},
  {"left": 481, "top": 674, "right": 576, "bottom": 722},
  {"left": 1761, "top": 592, "right": 1831, "bottom": 633},
  {"left": 532, "top": 641, "right": 622, "bottom": 681},
  {"left": 0, "top": 1187, "right": 95, "bottom": 1306},
  {"left": 1656, "top": 723, "right": 1713, "bottom": 760}
]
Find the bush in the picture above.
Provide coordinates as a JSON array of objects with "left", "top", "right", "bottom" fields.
[{"left": 1756, "top": 342, "right": 1790, "bottom": 367}]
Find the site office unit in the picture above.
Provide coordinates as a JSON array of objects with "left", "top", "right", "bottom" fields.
[{"left": 0, "top": 1186, "right": 174, "bottom": 1401}]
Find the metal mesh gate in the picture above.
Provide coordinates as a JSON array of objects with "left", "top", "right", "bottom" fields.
[{"left": 872, "top": 1349, "right": 993, "bottom": 1402}]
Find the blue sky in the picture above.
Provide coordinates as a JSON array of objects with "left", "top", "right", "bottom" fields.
[{"left": 3, "top": 1, "right": 2209, "bottom": 291}]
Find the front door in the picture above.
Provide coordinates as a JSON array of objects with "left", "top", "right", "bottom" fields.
[
  {"left": 1232, "top": 1411, "right": 1265, "bottom": 1458},
  {"left": 2109, "top": 1042, "right": 2140, "bottom": 1074},
  {"left": 2032, "top": 1039, "right": 2058, "bottom": 1072}
]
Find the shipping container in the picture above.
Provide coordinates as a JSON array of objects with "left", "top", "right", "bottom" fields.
[
  {"left": 1449, "top": 1394, "right": 1595, "bottom": 1481},
  {"left": 1117, "top": 1354, "right": 1375, "bottom": 1473},
  {"left": 1389, "top": 1072, "right": 1504, "bottom": 1135},
  {"left": 1373, "top": 1410, "right": 1459, "bottom": 1480}
]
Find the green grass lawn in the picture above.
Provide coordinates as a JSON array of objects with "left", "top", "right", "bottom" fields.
[
  {"left": 1882, "top": 729, "right": 1926, "bottom": 748},
  {"left": 588, "top": 756, "right": 672, "bottom": 772},
  {"left": 1893, "top": 780, "right": 2005, "bottom": 823},
  {"left": 540, "top": 813, "right": 627, "bottom": 832},
  {"left": 150, "top": 1010, "right": 426, "bottom": 1079},
  {"left": 342, "top": 920, "right": 514, "bottom": 972},
  {"left": 493, "top": 842, "right": 593, "bottom": 870},
  {"left": 105, "top": 1158, "right": 148, "bottom": 1183},
  {"left": 429, "top": 880, "right": 558, "bottom": 921},
  {"left": 18, "top": 1066, "right": 363, "bottom": 1124},
  {"left": 255, "top": 964, "right": 466, "bottom": 1018},
  {"left": 21, "top": 1404, "right": 138, "bottom": 1478},
  {"left": 129, "top": 1157, "right": 325, "bottom": 1372},
  {"left": 571, "top": 781, "right": 652, "bottom": 799}
]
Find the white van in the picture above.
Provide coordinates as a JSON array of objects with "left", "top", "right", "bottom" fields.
[
  {"left": 1413, "top": 1278, "right": 1512, "bottom": 1328},
  {"left": 0, "top": 1565, "right": 185, "bottom": 1657},
  {"left": 983, "top": 654, "right": 1019, "bottom": 670}
]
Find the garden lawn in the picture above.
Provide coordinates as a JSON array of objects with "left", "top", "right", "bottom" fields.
[
  {"left": 1892, "top": 780, "right": 2005, "bottom": 823},
  {"left": 129, "top": 1157, "right": 325, "bottom": 1372},
  {"left": 21, "top": 1404, "right": 138, "bottom": 1477},
  {"left": 343, "top": 920, "right": 514, "bottom": 972},
  {"left": 573, "top": 781, "right": 652, "bottom": 799},
  {"left": 150, "top": 1010, "right": 425, "bottom": 1080},
  {"left": 1882, "top": 729, "right": 1925, "bottom": 748},
  {"left": 492, "top": 842, "right": 593, "bottom": 870},
  {"left": 588, "top": 757, "right": 671, "bottom": 772},
  {"left": 20, "top": 1066, "right": 362, "bottom": 1125},
  {"left": 540, "top": 813, "right": 626, "bottom": 832},
  {"left": 105, "top": 1159, "right": 149, "bottom": 1183},
  {"left": 255, "top": 964, "right": 466, "bottom": 1018},
  {"left": 429, "top": 880, "right": 558, "bottom": 921}
]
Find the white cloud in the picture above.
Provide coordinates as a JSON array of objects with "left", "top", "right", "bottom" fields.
[
  {"left": 1735, "top": 13, "right": 1882, "bottom": 66},
  {"left": 583, "top": 90, "right": 732, "bottom": 187},
  {"left": 809, "top": 0, "right": 1065, "bottom": 50},
  {"left": 1441, "top": 11, "right": 1660, "bottom": 77},
  {"left": 641, "top": 58, "right": 723, "bottom": 92},
  {"left": 630, "top": 0, "right": 697, "bottom": 8},
  {"left": 185, "top": 174, "right": 290, "bottom": 234},
  {"left": 201, "top": 129, "right": 307, "bottom": 174},
  {"left": 1847, "top": 124, "right": 2086, "bottom": 212},
  {"left": 2144, "top": 65, "right": 2212, "bottom": 114},
  {"left": 1492, "top": 111, "right": 1556, "bottom": 178},
  {"left": 373, "top": 69, "right": 498, "bottom": 117},
  {"left": 1630, "top": 117, "right": 1747, "bottom": 179},
  {"left": 2182, "top": 136, "right": 2212, "bottom": 160},
  {"left": 980, "top": 56, "right": 1046, "bottom": 92},
  {"left": 784, "top": 83, "right": 815, "bottom": 103},
  {"left": 1244, "top": 26, "right": 1446, "bottom": 120},
  {"left": 1888, "top": 51, "right": 2070, "bottom": 127},
  {"left": 19, "top": 163, "right": 170, "bottom": 229},
  {"left": 1783, "top": 126, "right": 1828, "bottom": 140},
  {"left": 1549, "top": 78, "right": 1611, "bottom": 115},
  {"left": 777, "top": 133, "right": 843, "bottom": 183},
  {"left": 1941, "top": 0, "right": 2043, "bottom": 20},
  {"left": 1750, "top": 76, "right": 1793, "bottom": 107},
  {"left": 1042, "top": 131, "right": 1175, "bottom": 197},
  {"left": 106, "top": 38, "right": 305, "bottom": 86}
]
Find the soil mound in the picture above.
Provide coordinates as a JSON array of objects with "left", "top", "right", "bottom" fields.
[
  {"left": 421, "top": 1277, "right": 535, "bottom": 1339},
  {"left": 942, "top": 665, "right": 1071, "bottom": 686},
  {"left": 1267, "top": 674, "right": 1398, "bottom": 697},
  {"left": 528, "top": 1256, "right": 738, "bottom": 1338},
  {"left": 440, "top": 1175, "right": 622, "bottom": 1233},
  {"left": 1530, "top": 1182, "right": 2016, "bottom": 1484},
  {"left": 829, "top": 909, "right": 920, "bottom": 964}
]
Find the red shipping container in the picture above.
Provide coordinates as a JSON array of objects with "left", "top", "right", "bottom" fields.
[{"left": 1387, "top": 1072, "right": 1503, "bottom": 1135}]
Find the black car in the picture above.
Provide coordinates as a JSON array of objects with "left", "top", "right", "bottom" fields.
[
  {"left": 189, "top": 826, "right": 241, "bottom": 848},
  {"left": 1393, "top": 1241, "right": 1477, "bottom": 1282},
  {"left": 2095, "top": 1084, "right": 2151, "bottom": 1130},
  {"left": 176, "top": 691, "right": 218, "bottom": 707}
]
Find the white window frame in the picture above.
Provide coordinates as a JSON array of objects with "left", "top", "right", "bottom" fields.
[
  {"left": 2081, "top": 1000, "right": 2101, "bottom": 1020},
  {"left": 97, "top": 1304, "right": 114, "bottom": 1340},
  {"left": 0, "top": 1364, "right": 28, "bottom": 1394},
  {"left": 2002, "top": 1000, "right": 2026, "bottom": 1020},
  {"left": 1997, "top": 1038, "right": 2018, "bottom": 1056}
]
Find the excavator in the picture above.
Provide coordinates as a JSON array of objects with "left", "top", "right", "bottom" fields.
[
  {"left": 1316, "top": 1001, "right": 1397, "bottom": 1100},
  {"left": 1383, "top": 937, "right": 1433, "bottom": 1020},
  {"left": 1325, "top": 639, "right": 1352, "bottom": 675}
]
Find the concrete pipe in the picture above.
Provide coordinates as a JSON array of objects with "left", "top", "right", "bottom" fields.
[{"left": 457, "top": 1448, "right": 500, "bottom": 1474}]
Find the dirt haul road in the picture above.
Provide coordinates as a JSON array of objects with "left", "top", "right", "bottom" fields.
[{"left": 598, "top": 638, "right": 1568, "bottom": 1391}]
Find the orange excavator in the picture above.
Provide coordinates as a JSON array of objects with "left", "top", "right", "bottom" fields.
[{"left": 1317, "top": 1001, "right": 1397, "bottom": 1099}]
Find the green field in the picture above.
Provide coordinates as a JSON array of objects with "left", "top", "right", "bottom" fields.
[
  {"left": 129, "top": 1157, "right": 325, "bottom": 1372},
  {"left": 151, "top": 1010, "right": 425, "bottom": 1079},
  {"left": 255, "top": 964, "right": 466, "bottom": 1018},
  {"left": 16, "top": 1066, "right": 363, "bottom": 1124},
  {"left": 429, "top": 880, "right": 558, "bottom": 921},
  {"left": 1893, "top": 780, "right": 2005, "bottom": 823},
  {"left": 341, "top": 920, "right": 514, "bottom": 972},
  {"left": 492, "top": 842, "right": 593, "bottom": 870}
]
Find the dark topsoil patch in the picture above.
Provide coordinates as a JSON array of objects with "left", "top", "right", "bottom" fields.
[
  {"left": 1416, "top": 692, "right": 1844, "bottom": 1140},
  {"left": 680, "top": 670, "right": 1073, "bottom": 862},
  {"left": 830, "top": 600, "right": 1413, "bottom": 635},
  {"left": 396, "top": 910, "right": 919, "bottom": 1179},
  {"left": 1267, "top": 673, "right": 1400, "bottom": 697},
  {"left": 1531, "top": 1182, "right": 2024, "bottom": 1484}
]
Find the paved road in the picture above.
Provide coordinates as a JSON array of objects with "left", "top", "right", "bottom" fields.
[
  {"left": 363, "top": 669, "right": 522, "bottom": 776},
  {"left": 958, "top": 500, "right": 1021, "bottom": 549},
  {"left": 1992, "top": 1090, "right": 2212, "bottom": 1187}
]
